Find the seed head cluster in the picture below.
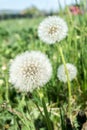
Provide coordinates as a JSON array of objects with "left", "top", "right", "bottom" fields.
[
  {"left": 38, "top": 16, "right": 68, "bottom": 44},
  {"left": 57, "top": 63, "right": 77, "bottom": 83},
  {"left": 9, "top": 51, "right": 52, "bottom": 92}
]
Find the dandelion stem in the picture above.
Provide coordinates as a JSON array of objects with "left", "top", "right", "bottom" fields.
[
  {"left": 5, "top": 75, "right": 9, "bottom": 103},
  {"left": 34, "top": 102, "right": 44, "bottom": 118},
  {"left": 58, "top": 45, "right": 72, "bottom": 118},
  {"left": 42, "top": 97, "right": 53, "bottom": 130},
  {"left": 36, "top": 89, "right": 53, "bottom": 130}
]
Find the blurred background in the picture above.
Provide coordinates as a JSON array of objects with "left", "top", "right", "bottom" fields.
[{"left": 0, "top": 0, "right": 84, "bottom": 19}]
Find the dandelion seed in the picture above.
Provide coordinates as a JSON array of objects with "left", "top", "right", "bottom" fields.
[
  {"left": 38, "top": 16, "right": 68, "bottom": 44},
  {"left": 9, "top": 51, "right": 52, "bottom": 92},
  {"left": 57, "top": 63, "right": 77, "bottom": 83}
]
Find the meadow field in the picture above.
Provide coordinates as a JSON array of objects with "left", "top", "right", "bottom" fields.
[{"left": 0, "top": 8, "right": 87, "bottom": 130}]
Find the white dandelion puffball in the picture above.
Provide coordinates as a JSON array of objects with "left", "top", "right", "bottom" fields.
[
  {"left": 9, "top": 51, "right": 52, "bottom": 92},
  {"left": 57, "top": 63, "right": 77, "bottom": 83},
  {"left": 38, "top": 16, "right": 68, "bottom": 44}
]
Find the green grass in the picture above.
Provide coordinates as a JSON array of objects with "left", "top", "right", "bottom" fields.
[
  {"left": 0, "top": 17, "right": 43, "bottom": 31},
  {"left": 0, "top": 11, "right": 87, "bottom": 130}
]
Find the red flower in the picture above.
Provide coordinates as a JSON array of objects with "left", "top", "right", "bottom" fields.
[{"left": 69, "top": 6, "right": 83, "bottom": 15}]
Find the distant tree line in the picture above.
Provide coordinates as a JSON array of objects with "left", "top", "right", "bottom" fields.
[
  {"left": 0, "top": 6, "right": 56, "bottom": 20},
  {"left": 0, "top": 14, "right": 34, "bottom": 20}
]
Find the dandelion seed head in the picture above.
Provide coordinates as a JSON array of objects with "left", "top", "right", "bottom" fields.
[
  {"left": 38, "top": 16, "right": 68, "bottom": 44},
  {"left": 57, "top": 63, "right": 77, "bottom": 83},
  {"left": 9, "top": 51, "right": 52, "bottom": 92}
]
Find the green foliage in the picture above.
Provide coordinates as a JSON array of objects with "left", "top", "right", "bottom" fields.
[{"left": 22, "top": 6, "right": 44, "bottom": 17}]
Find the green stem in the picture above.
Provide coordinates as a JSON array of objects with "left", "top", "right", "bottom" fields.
[
  {"left": 35, "top": 89, "right": 53, "bottom": 130},
  {"left": 5, "top": 75, "right": 9, "bottom": 103},
  {"left": 19, "top": 94, "right": 32, "bottom": 129},
  {"left": 42, "top": 97, "right": 53, "bottom": 130},
  {"left": 34, "top": 102, "right": 44, "bottom": 119},
  {"left": 18, "top": 113, "right": 30, "bottom": 129},
  {"left": 58, "top": 45, "right": 72, "bottom": 118}
]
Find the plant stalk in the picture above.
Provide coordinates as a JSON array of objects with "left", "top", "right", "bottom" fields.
[{"left": 58, "top": 45, "right": 72, "bottom": 118}]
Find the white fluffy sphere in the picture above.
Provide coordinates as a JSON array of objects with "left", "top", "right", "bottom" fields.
[
  {"left": 9, "top": 51, "right": 52, "bottom": 92},
  {"left": 38, "top": 16, "right": 68, "bottom": 44},
  {"left": 57, "top": 63, "right": 77, "bottom": 83}
]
